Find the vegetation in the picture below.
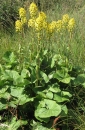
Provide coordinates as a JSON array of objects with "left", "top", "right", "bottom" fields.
[{"left": 0, "top": 0, "right": 85, "bottom": 130}]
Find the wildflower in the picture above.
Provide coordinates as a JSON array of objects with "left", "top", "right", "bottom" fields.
[
  {"left": 35, "top": 16, "right": 43, "bottom": 31},
  {"left": 29, "top": 2, "right": 38, "bottom": 18},
  {"left": 56, "top": 20, "right": 62, "bottom": 32},
  {"left": 21, "top": 17, "right": 27, "bottom": 25},
  {"left": 15, "top": 20, "right": 22, "bottom": 32},
  {"left": 28, "top": 18, "right": 35, "bottom": 28},
  {"left": 39, "top": 12, "right": 46, "bottom": 21},
  {"left": 68, "top": 18, "right": 75, "bottom": 32},
  {"left": 47, "top": 21, "right": 57, "bottom": 34},
  {"left": 19, "top": 8, "right": 26, "bottom": 18},
  {"left": 62, "top": 14, "right": 69, "bottom": 24},
  {"left": 35, "top": 12, "right": 47, "bottom": 31}
]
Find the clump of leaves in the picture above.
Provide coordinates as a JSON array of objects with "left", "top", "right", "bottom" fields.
[{"left": 0, "top": 50, "right": 85, "bottom": 129}]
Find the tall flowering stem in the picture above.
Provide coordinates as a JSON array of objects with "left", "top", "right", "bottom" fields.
[{"left": 15, "top": 3, "right": 76, "bottom": 85}]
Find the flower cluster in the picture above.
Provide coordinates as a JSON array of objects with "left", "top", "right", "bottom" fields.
[
  {"left": 15, "top": 20, "right": 22, "bottom": 32},
  {"left": 29, "top": 2, "right": 38, "bottom": 18},
  {"left": 35, "top": 12, "right": 47, "bottom": 31},
  {"left": 15, "top": 7, "right": 27, "bottom": 32},
  {"left": 62, "top": 14, "right": 69, "bottom": 24},
  {"left": 47, "top": 21, "right": 57, "bottom": 34},
  {"left": 28, "top": 3, "right": 47, "bottom": 32},
  {"left": 19, "top": 7, "right": 26, "bottom": 18},
  {"left": 15, "top": 2, "right": 75, "bottom": 35},
  {"left": 68, "top": 18, "right": 75, "bottom": 32}
]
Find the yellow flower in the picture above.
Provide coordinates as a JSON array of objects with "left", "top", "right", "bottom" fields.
[
  {"left": 35, "top": 16, "right": 43, "bottom": 31},
  {"left": 19, "top": 8, "right": 26, "bottom": 18},
  {"left": 68, "top": 18, "right": 75, "bottom": 31},
  {"left": 28, "top": 18, "right": 35, "bottom": 27},
  {"left": 21, "top": 17, "right": 27, "bottom": 25},
  {"left": 47, "top": 21, "right": 57, "bottom": 33},
  {"left": 15, "top": 20, "right": 22, "bottom": 32},
  {"left": 35, "top": 12, "right": 47, "bottom": 31},
  {"left": 39, "top": 11, "right": 46, "bottom": 21},
  {"left": 62, "top": 14, "right": 69, "bottom": 24},
  {"left": 56, "top": 20, "right": 62, "bottom": 32},
  {"left": 29, "top": 2, "right": 38, "bottom": 18},
  {"left": 43, "top": 21, "right": 47, "bottom": 29}
]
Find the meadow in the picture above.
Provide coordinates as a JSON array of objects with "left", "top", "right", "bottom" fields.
[{"left": 0, "top": 0, "right": 85, "bottom": 130}]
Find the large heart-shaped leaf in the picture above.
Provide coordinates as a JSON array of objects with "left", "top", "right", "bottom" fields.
[
  {"left": 35, "top": 99, "right": 61, "bottom": 119},
  {"left": 54, "top": 70, "right": 71, "bottom": 84}
]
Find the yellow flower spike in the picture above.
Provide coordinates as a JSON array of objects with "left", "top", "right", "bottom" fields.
[
  {"left": 43, "top": 21, "right": 47, "bottom": 29},
  {"left": 29, "top": 2, "right": 38, "bottom": 18},
  {"left": 68, "top": 18, "right": 75, "bottom": 32},
  {"left": 47, "top": 21, "right": 57, "bottom": 34},
  {"left": 28, "top": 18, "right": 35, "bottom": 28},
  {"left": 15, "top": 20, "right": 22, "bottom": 32},
  {"left": 21, "top": 17, "right": 27, "bottom": 25},
  {"left": 56, "top": 20, "right": 62, "bottom": 32},
  {"left": 34, "top": 11, "right": 47, "bottom": 31},
  {"left": 62, "top": 14, "right": 69, "bottom": 24},
  {"left": 19, "top": 7, "right": 26, "bottom": 18},
  {"left": 35, "top": 16, "right": 43, "bottom": 31},
  {"left": 39, "top": 11, "right": 46, "bottom": 21}
]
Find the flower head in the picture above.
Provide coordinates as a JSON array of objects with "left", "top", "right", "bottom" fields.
[
  {"left": 56, "top": 20, "right": 62, "bottom": 32},
  {"left": 29, "top": 2, "right": 38, "bottom": 18},
  {"left": 15, "top": 20, "right": 22, "bottom": 32},
  {"left": 28, "top": 18, "right": 35, "bottom": 28},
  {"left": 35, "top": 16, "right": 43, "bottom": 31},
  {"left": 39, "top": 12, "right": 46, "bottom": 21},
  {"left": 62, "top": 14, "right": 69, "bottom": 24},
  {"left": 68, "top": 18, "right": 75, "bottom": 31},
  {"left": 21, "top": 17, "right": 27, "bottom": 25},
  {"left": 19, "top": 8, "right": 26, "bottom": 18},
  {"left": 47, "top": 21, "right": 57, "bottom": 34},
  {"left": 35, "top": 12, "right": 47, "bottom": 31}
]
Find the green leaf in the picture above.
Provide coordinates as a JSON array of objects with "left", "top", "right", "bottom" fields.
[
  {"left": 54, "top": 70, "right": 71, "bottom": 84},
  {"left": 7, "top": 117, "right": 27, "bottom": 130},
  {"left": 48, "top": 83, "right": 60, "bottom": 93},
  {"left": 11, "top": 87, "right": 34, "bottom": 105},
  {"left": 11, "top": 87, "right": 24, "bottom": 98},
  {"left": 31, "top": 120, "right": 51, "bottom": 130},
  {"left": 21, "top": 68, "right": 30, "bottom": 78},
  {"left": 61, "top": 105, "right": 68, "bottom": 115},
  {"left": 35, "top": 99, "right": 61, "bottom": 119},
  {"left": 40, "top": 71, "right": 49, "bottom": 83},
  {"left": 46, "top": 91, "right": 53, "bottom": 99},
  {"left": 74, "top": 74, "right": 85, "bottom": 86},
  {"left": 48, "top": 72, "right": 54, "bottom": 80},
  {"left": 3, "top": 51, "right": 17, "bottom": 68},
  {"left": 0, "top": 100, "right": 7, "bottom": 110},
  {"left": 62, "top": 91, "right": 72, "bottom": 98},
  {"left": 60, "top": 105, "right": 68, "bottom": 116},
  {"left": 53, "top": 92, "right": 71, "bottom": 103}
]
